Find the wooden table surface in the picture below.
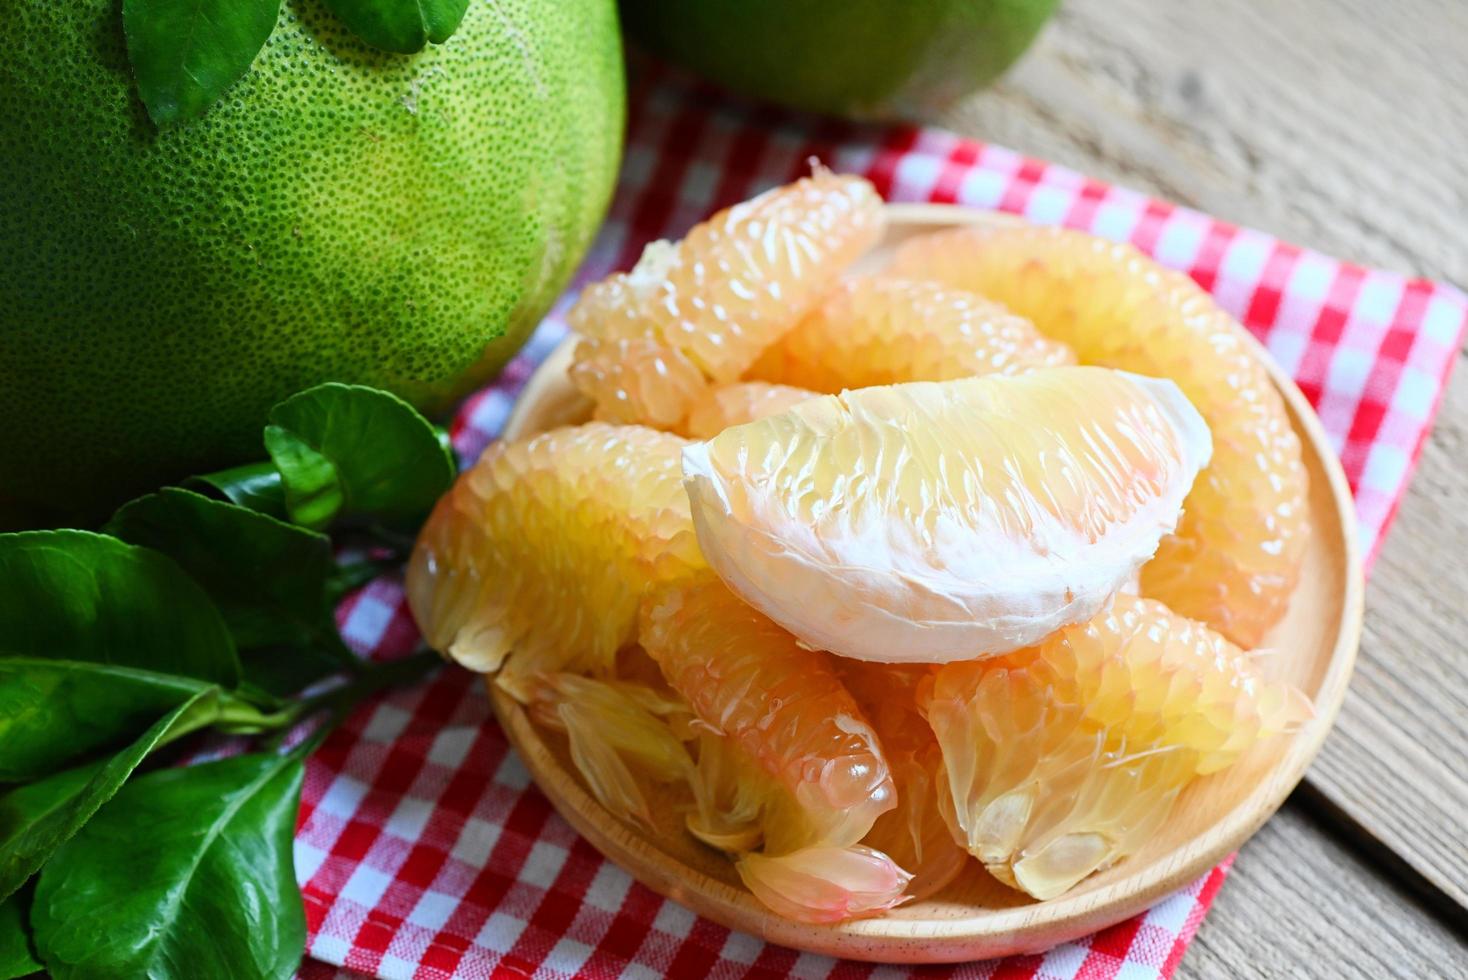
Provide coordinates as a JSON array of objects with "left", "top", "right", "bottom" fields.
[{"left": 935, "top": 1, "right": 1467, "bottom": 975}]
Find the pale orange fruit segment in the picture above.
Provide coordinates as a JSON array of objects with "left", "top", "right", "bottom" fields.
[
  {"left": 683, "top": 366, "right": 1213, "bottom": 663},
  {"left": 839, "top": 661, "right": 969, "bottom": 901},
  {"left": 923, "top": 594, "right": 1312, "bottom": 899},
  {"left": 890, "top": 225, "right": 1309, "bottom": 648},
  {"left": 641, "top": 572, "right": 911, "bottom": 922},
  {"left": 681, "top": 380, "right": 817, "bottom": 439},
  {"left": 406, "top": 422, "right": 703, "bottom": 700},
  {"left": 528, "top": 672, "right": 694, "bottom": 827},
  {"left": 569, "top": 171, "right": 884, "bottom": 429},
  {"left": 747, "top": 275, "right": 1075, "bottom": 392}
]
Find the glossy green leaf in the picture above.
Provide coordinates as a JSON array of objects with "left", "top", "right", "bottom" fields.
[
  {"left": 0, "top": 660, "right": 211, "bottom": 783},
  {"left": 265, "top": 383, "right": 455, "bottom": 531},
  {"left": 0, "top": 689, "right": 218, "bottom": 901},
  {"left": 0, "top": 531, "right": 239, "bottom": 687},
  {"left": 263, "top": 426, "right": 344, "bottom": 531},
  {"left": 0, "top": 888, "right": 39, "bottom": 980},
  {"left": 122, "top": 0, "right": 282, "bottom": 125},
  {"left": 184, "top": 461, "right": 287, "bottom": 519},
  {"left": 32, "top": 752, "right": 306, "bottom": 980},
  {"left": 321, "top": 0, "right": 470, "bottom": 53},
  {"left": 106, "top": 489, "right": 340, "bottom": 654}
]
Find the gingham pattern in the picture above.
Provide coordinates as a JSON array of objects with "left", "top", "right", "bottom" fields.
[{"left": 293, "top": 66, "right": 1467, "bottom": 980}]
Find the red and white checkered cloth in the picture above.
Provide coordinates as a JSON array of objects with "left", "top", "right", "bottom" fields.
[{"left": 292, "top": 66, "right": 1467, "bottom": 979}]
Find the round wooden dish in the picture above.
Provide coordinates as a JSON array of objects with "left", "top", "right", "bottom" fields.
[{"left": 494, "top": 203, "right": 1365, "bottom": 962}]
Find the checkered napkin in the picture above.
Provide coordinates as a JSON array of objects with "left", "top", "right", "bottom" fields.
[{"left": 291, "top": 66, "right": 1467, "bottom": 980}]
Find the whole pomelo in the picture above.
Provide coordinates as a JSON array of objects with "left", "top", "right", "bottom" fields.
[
  {"left": 621, "top": 0, "right": 1058, "bottom": 118},
  {"left": 0, "top": 0, "right": 624, "bottom": 522}
]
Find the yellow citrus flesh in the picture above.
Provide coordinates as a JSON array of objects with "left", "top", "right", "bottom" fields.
[
  {"left": 891, "top": 225, "right": 1308, "bottom": 647},
  {"left": 640, "top": 573, "right": 895, "bottom": 850},
  {"left": 681, "top": 381, "right": 818, "bottom": 439},
  {"left": 923, "top": 594, "right": 1312, "bottom": 898},
  {"left": 683, "top": 366, "right": 1212, "bottom": 663},
  {"left": 839, "top": 661, "right": 969, "bottom": 901},
  {"left": 748, "top": 275, "right": 1075, "bottom": 392},
  {"left": 569, "top": 171, "right": 884, "bottom": 428},
  {"left": 641, "top": 573, "right": 911, "bottom": 922},
  {"left": 406, "top": 422, "right": 703, "bottom": 700},
  {"left": 528, "top": 672, "right": 694, "bottom": 827}
]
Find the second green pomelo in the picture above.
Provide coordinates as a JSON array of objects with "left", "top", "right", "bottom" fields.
[
  {"left": 621, "top": 0, "right": 1058, "bottom": 118},
  {"left": 0, "top": 0, "right": 624, "bottom": 520}
]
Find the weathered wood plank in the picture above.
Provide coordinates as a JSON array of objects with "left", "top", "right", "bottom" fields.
[
  {"left": 933, "top": 0, "right": 1468, "bottom": 934},
  {"left": 941, "top": 0, "right": 1468, "bottom": 285},
  {"left": 1183, "top": 803, "right": 1468, "bottom": 978}
]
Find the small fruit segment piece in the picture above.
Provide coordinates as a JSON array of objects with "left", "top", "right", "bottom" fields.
[
  {"left": 890, "top": 225, "right": 1309, "bottom": 648},
  {"left": 642, "top": 573, "right": 910, "bottom": 922},
  {"left": 407, "top": 422, "right": 703, "bottom": 700},
  {"left": 528, "top": 673, "right": 694, "bottom": 827},
  {"left": 683, "top": 366, "right": 1213, "bottom": 663},
  {"left": 641, "top": 573, "right": 895, "bottom": 850},
  {"left": 569, "top": 171, "right": 885, "bottom": 428},
  {"left": 923, "top": 594, "right": 1312, "bottom": 899},
  {"left": 747, "top": 275, "right": 1075, "bottom": 392},
  {"left": 738, "top": 845, "right": 913, "bottom": 924},
  {"left": 682, "top": 381, "right": 817, "bottom": 439},
  {"left": 840, "top": 661, "right": 968, "bottom": 901}
]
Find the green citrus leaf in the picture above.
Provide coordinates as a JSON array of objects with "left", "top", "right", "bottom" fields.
[
  {"left": 0, "top": 659, "right": 213, "bottom": 783},
  {"left": 263, "top": 426, "right": 344, "bottom": 531},
  {"left": 0, "top": 689, "right": 219, "bottom": 902},
  {"left": 321, "top": 0, "right": 471, "bottom": 53},
  {"left": 122, "top": 0, "right": 282, "bottom": 126},
  {"left": 106, "top": 488, "right": 340, "bottom": 655},
  {"left": 0, "top": 531, "right": 240, "bottom": 687},
  {"left": 265, "top": 383, "right": 455, "bottom": 532},
  {"left": 184, "top": 461, "right": 288, "bottom": 519},
  {"left": 0, "top": 887, "right": 39, "bottom": 980},
  {"left": 32, "top": 751, "right": 306, "bottom": 980}
]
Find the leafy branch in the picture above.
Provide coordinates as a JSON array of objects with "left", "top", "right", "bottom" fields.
[{"left": 0, "top": 382, "right": 456, "bottom": 979}]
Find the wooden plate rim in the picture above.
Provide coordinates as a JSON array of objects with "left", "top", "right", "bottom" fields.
[{"left": 488, "top": 202, "right": 1366, "bottom": 962}]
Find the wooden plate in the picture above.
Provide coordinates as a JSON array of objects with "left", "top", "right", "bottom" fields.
[{"left": 492, "top": 203, "right": 1365, "bottom": 962}]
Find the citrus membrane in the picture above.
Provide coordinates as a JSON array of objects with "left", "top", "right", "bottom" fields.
[
  {"left": 641, "top": 572, "right": 911, "bottom": 922},
  {"left": 891, "top": 225, "right": 1308, "bottom": 647},
  {"left": 839, "top": 660, "right": 969, "bottom": 900},
  {"left": 683, "top": 366, "right": 1213, "bottom": 662},
  {"left": 923, "top": 594, "right": 1312, "bottom": 898}
]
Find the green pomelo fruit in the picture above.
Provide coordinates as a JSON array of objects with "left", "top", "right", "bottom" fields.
[
  {"left": 621, "top": 0, "right": 1058, "bottom": 118},
  {"left": 0, "top": 0, "right": 624, "bottom": 521}
]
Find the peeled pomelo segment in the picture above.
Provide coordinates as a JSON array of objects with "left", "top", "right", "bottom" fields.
[
  {"left": 890, "top": 224, "right": 1308, "bottom": 648},
  {"left": 737, "top": 845, "right": 912, "bottom": 924},
  {"left": 681, "top": 381, "right": 818, "bottom": 439},
  {"left": 923, "top": 594, "right": 1312, "bottom": 899},
  {"left": 528, "top": 673, "right": 695, "bottom": 828},
  {"left": 1011, "top": 594, "right": 1315, "bottom": 773},
  {"left": 572, "top": 336, "right": 708, "bottom": 428},
  {"left": 406, "top": 422, "right": 703, "bottom": 700},
  {"left": 747, "top": 275, "right": 1075, "bottom": 393},
  {"left": 569, "top": 171, "right": 885, "bottom": 428},
  {"left": 683, "top": 366, "right": 1213, "bottom": 664},
  {"left": 640, "top": 573, "right": 896, "bottom": 851},
  {"left": 925, "top": 662, "right": 1197, "bottom": 899},
  {"left": 839, "top": 661, "right": 969, "bottom": 901}
]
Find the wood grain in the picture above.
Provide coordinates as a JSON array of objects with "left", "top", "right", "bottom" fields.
[
  {"left": 930, "top": 0, "right": 1468, "bottom": 971},
  {"left": 1188, "top": 805, "right": 1468, "bottom": 978}
]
